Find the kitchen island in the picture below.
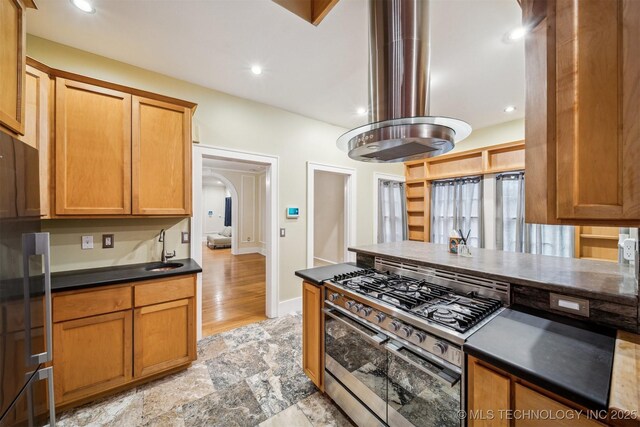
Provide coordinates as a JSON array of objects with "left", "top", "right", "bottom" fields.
[{"left": 296, "top": 241, "right": 640, "bottom": 426}]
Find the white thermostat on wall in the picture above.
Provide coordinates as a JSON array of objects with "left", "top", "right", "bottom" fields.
[{"left": 286, "top": 207, "right": 300, "bottom": 219}]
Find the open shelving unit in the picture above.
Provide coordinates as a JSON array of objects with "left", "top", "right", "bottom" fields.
[
  {"left": 404, "top": 140, "right": 525, "bottom": 242},
  {"left": 574, "top": 226, "right": 620, "bottom": 262}
]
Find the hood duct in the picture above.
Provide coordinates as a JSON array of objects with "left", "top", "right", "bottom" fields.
[{"left": 337, "top": 0, "right": 471, "bottom": 163}]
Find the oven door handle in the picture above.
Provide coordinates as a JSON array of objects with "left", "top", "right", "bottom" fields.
[
  {"left": 385, "top": 341, "right": 461, "bottom": 387},
  {"left": 323, "top": 308, "right": 388, "bottom": 346}
]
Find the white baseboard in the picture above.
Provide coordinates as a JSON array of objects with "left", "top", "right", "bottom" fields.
[
  {"left": 258, "top": 247, "right": 267, "bottom": 256},
  {"left": 278, "top": 297, "right": 302, "bottom": 316},
  {"left": 235, "top": 246, "right": 262, "bottom": 255}
]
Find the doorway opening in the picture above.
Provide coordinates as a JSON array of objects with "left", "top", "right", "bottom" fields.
[
  {"left": 306, "top": 162, "right": 356, "bottom": 268},
  {"left": 192, "top": 146, "right": 278, "bottom": 340}
]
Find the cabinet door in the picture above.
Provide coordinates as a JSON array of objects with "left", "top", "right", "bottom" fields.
[
  {"left": 555, "top": 0, "right": 640, "bottom": 221},
  {"left": 0, "top": 0, "right": 26, "bottom": 135},
  {"left": 133, "top": 298, "right": 195, "bottom": 378},
  {"left": 467, "top": 357, "right": 510, "bottom": 427},
  {"left": 514, "top": 383, "right": 603, "bottom": 427},
  {"left": 19, "top": 65, "right": 51, "bottom": 216},
  {"left": 53, "top": 311, "right": 133, "bottom": 405},
  {"left": 55, "top": 78, "right": 131, "bottom": 215},
  {"left": 302, "top": 282, "right": 323, "bottom": 390},
  {"left": 132, "top": 96, "right": 191, "bottom": 215}
]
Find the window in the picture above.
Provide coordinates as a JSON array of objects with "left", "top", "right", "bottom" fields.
[
  {"left": 378, "top": 180, "right": 407, "bottom": 243},
  {"left": 431, "top": 176, "right": 483, "bottom": 248},
  {"left": 496, "top": 172, "right": 574, "bottom": 257}
]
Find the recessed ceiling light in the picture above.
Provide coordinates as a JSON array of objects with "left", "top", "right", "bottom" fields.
[
  {"left": 71, "top": 0, "right": 95, "bottom": 13},
  {"left": 251, "top": 65, "right": 262, "bottom": 75},
  {"left": 504, "top": 105, "right": 516, "bottom": 113},
  {"left": 505, "top": 26, "right": 526, "bottom": 42},
  {"left": 356, "top": 107, "right": 368, "bottom": 116}
]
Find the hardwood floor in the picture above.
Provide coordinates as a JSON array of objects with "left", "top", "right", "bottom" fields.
[{"left": 201, "top": 245, "right": 267, "bottom": 337}]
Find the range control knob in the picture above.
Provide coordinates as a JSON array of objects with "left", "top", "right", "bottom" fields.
[
  {"left": 328, "top": 293, "right": 340, "bottom": 302},
  {"left": 414, "top": 331, "right": 427, "bottom": 343},
  {"left": 400, "top": 326, "right": 413, "bottom": 338},
  {"left": 345, "top": 300, "right": 357, "bottom": 310},
  {"left": 360, "top": 306, "right": 372, "bottom": 316},
  {"left": 351, "top": 303, "right": 363, "bottom": 313},
  {"left": 374, "top": 312, "right": 386, "bottom": 323},
  {"left": 433, "top": 342, "right": 448, "bottom": 356},
  {"left": 390, "top": 320, "right": 402, "bottom": 332}
]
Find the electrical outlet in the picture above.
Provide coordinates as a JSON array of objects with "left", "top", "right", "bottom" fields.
[
  {"left": 181, "top": 231, "right": 190, "bottom": 244},
  {"left": 623, "top": 238, "right": 637, "bottom": 261},
  {"left": 280, "top": 228, "right": 286, "bottom": 238},
  {"left": 102, "top": 234, "right": 114, "bottom": 249},
  {"left": 81, "top": 235, "right": 94, "bottom": 250}
]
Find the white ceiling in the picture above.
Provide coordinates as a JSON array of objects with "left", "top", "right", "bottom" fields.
[{"left": 26, "top": 0, "right": 525, "bottom": 131}]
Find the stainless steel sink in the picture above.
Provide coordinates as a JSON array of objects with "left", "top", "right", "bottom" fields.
[{"left": 145, "top": 262, "right": 184, "bottom": 272}]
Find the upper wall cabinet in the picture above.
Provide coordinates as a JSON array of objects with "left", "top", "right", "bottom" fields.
[
  {"left": 55, "top": 78, "right": 132, "bottom": 215},
  {"left": 48, "top": 73, "right": 196, "bottom": 217},
  {"left": 0, "top": 0, "right": 26, "bottom": 135},
  {"left": 132, "top": 97, "right": 191, "bottom": 215},
  {"left": 524, "top": 0, "right": 640, "bottom": 225}
]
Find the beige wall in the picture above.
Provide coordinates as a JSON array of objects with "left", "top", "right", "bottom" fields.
[
  {"left": 452, "top": 118, "right": 524, "bottom": 153},
  {"left": 27, "top": 35, "right": 403, "bottom": 301},
  {"left": 314, "top": 171, "right": 345, "bottom": 264},
  {"left": 43, "top": 218, "right": 189, "bottom": 272}
]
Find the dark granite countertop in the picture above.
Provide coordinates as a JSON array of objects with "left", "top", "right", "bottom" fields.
[
  {"left": 465, "top": 307, "right": 616, "bottom": 411},
  {"left": 349, "top": 241, "right": 638, "bottom": 305},
  {"left": 295, "top": 263, "right": 367, "bottom": 286},
  {"left": 51, "top": 258, "right": 202, "bottom": 292}
]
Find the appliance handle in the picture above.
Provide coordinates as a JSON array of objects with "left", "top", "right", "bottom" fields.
[
  {"left": 23, "top": 232, "right": 53, "bottom": 365},
  {"left": 35, "top": 367, "right": 56, "bottom": 427},
  {"left": 323, "top": 308, "right": 388, "bottom": 346},
  {"left": 385, "top": 340, "right": 461, "bottom": 387}
]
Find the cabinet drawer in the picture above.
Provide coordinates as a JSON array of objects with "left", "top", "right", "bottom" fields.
[
  {"left": 134, "top": 275, "right": 195, "bottom": 307},
  {"left": 53, "top": 286, "right": 132, "bottom": 323}
]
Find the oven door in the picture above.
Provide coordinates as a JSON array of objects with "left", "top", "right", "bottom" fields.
[
  {"left": 324, "top": 306, "right": 389, "bottom": 423},
  {"left": 385, "top": 340, "right": 462, "bottom": 427}
]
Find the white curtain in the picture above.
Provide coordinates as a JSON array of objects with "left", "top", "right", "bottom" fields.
[
  {"left": 378, "top": 180, "right": 407, "bottom": 243},
  {"left": 496, "top": 172, "right": 574, "bottom": 257},
  {"left": 431, "top": 177, "right": 483, "bottom": 248}
]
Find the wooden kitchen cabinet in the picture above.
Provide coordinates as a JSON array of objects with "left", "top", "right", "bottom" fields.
[
  {"left": 302, "top": 281, "right": 324, "bottom": 390},
  {"left": 523, "top": 0, "right": 640, "bottom": 225},
  {"left": 133, "top": 275, "right": 196, "bottom": 378},
  {"left": 52, "top": 274, "right": 197, "bottom": 409},
  {"left": 467, "top": 356, "right": 604, "bottom": 427},
  {"left": 132, "top": 96, "right": 192, "bottom": 215},
  {"left": 0, "top": 0, "right": 26, "bottom": 135},
  {"left": 53, "top": 311, "right": 133, "bottom": 405},
  {"left": 55, "top": 78, "right": 132, "bottom": 215},
  {"left": 18, "top": 64, "right": 51, "bottom": 216},
  {"left": 468, "top": 357, "right": 510, "bottom": 427}
]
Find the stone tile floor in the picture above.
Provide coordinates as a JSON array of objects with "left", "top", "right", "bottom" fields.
[{"left": 57, "top": 313, "right": 354, "bottom": 427}]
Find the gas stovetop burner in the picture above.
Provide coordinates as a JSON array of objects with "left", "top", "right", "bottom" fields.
[{"left": 332, "top": 269, "right": 502, "bottom": 333}]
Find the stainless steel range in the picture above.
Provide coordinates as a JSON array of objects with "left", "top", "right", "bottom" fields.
[{"left": 323, "top": 258, "right": 509, "bottom": 427}]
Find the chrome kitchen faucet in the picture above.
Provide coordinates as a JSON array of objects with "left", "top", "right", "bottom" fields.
[{"left": 159, "top": 229, "right": 176, "bottom": 263}]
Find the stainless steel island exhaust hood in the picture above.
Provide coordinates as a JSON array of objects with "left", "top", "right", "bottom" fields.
[{"left": 337, "top": 0, "right": 471, "bottom": 163}]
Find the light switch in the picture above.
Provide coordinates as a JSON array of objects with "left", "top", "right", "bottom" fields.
[
  {"left": 81, "top": 235, "right": 94, "bottom": 250},
  {"left": 280, "top": 228, "right": 286, "bottom": 237}
]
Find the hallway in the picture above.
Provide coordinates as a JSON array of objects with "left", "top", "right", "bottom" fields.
[{"left": 202, "top": 246, "right": 267, "bottom": 336}]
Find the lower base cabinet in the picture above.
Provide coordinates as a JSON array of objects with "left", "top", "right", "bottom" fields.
[
  {"left": 52, "top": 274, "right": 196, "bottom": 408},
  {"left": 302, "top": 281, "right": 324, "bottom": 390},
  {"left": 53, "top": 311, "right": 133, "bottom": 404},
  {"left": 468, "top": 356, "right": 604, "bottom": 427},
  {"left": 134, "top": 298, "right": 195, "bottom": 378}
]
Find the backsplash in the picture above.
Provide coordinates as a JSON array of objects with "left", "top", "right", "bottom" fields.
[{"left": 42, "top": 218, "right": 190, "bottom": 272}]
